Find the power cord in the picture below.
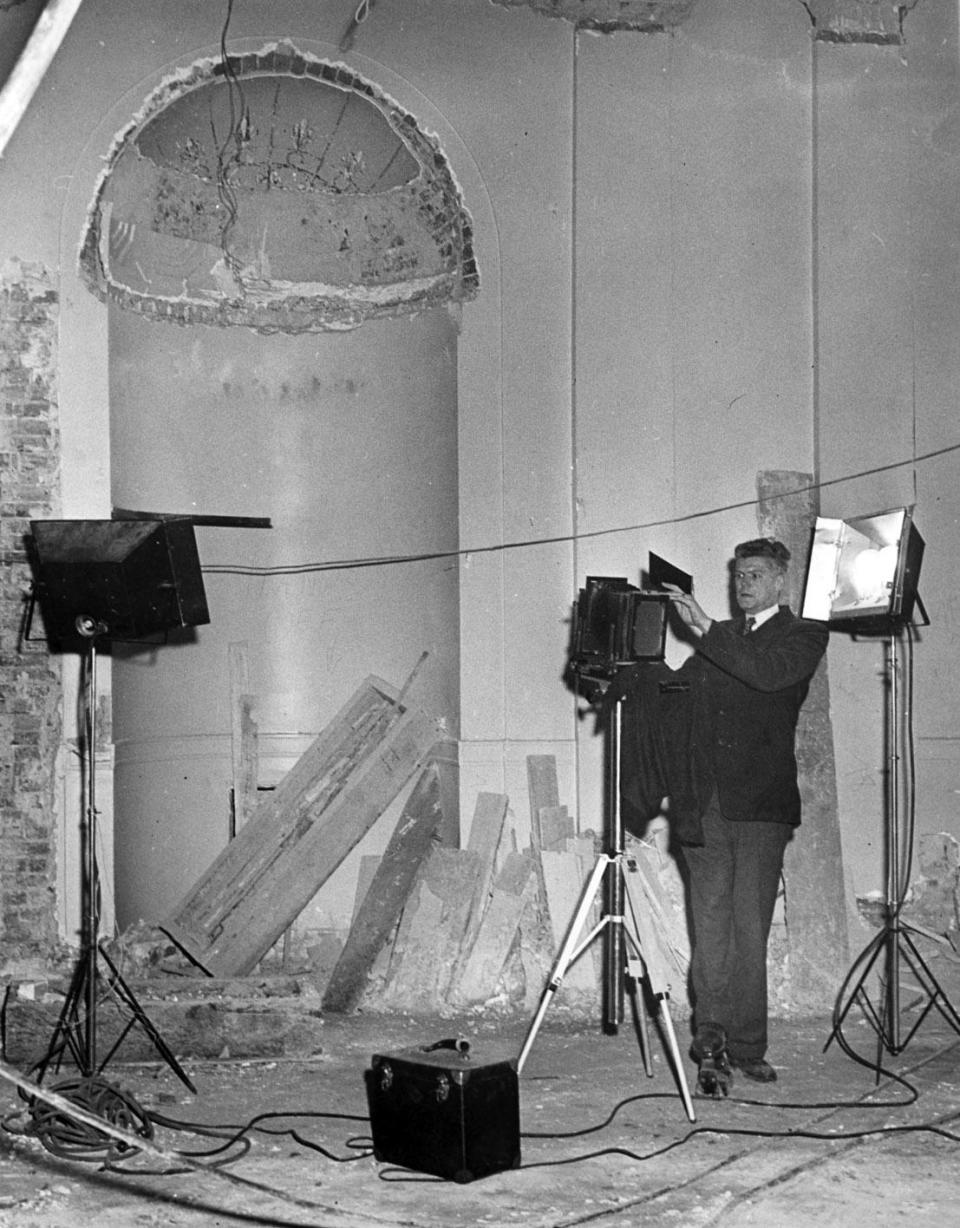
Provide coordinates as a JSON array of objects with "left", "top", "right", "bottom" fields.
[
  {"left": 20, "top": 1073, "right": 153, "bottom": 1163},
  {"left": 2, "top": 1021, "right": 957, "bottom": 1189},
  {"left": 518, "top": 1022, "right": 960, "bottom": 1171}
]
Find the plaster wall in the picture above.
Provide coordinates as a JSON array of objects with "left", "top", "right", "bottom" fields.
[
  {"left": 108, "top": 306, "right": 460, "bottom": 927},
  {"left": 2, "top": 0, "right": 960, "bottom": 964},
  {"left": 571, "top": 0, "right": 816, "bottom": 830},
  {"left": 0, "top": 0, "right": 577, "bottom": 939},
  {"left": 813, "top": 5, "right": 960, "bottom": 903}
]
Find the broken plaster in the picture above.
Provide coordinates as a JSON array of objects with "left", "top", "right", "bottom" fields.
[
  {"left": 77, "top": 42, "right": 478, "bottom": 334},
  {"left": 488, "top": 0, "right": 699, "bottom": 33},
  {"left": 800, "top": 0, "right": 921, "bottom": 46}
]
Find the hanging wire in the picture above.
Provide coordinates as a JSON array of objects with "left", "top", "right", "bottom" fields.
[
  {"left": 214, "top": 0, "right": 247, "bottom": 292},
  {"left": 340, "top": 0, "right": 376, "bottom": 52},
  {"left": 199, "top": 439, "right": 960, "bottom": 579}
]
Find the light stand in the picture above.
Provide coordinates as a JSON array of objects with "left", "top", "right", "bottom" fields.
[
  {"left": 825, "top": 621, "right": 960, "bottom": 1073},
  {"left": 517, "top": 696, "right": 696, "bottom": 1123},
  {"left": 25, "top": 517, "right": 211, "bottom": 1109},
  {"left": 803, "top": 506, "right": 960, "bottom": 1073},
  {"left": 31, "top": 620, "right": 196, "bottom": 1096}
]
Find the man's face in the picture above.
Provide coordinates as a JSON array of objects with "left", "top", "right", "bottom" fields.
[{"left": 733, "top": 556, "right": 785, "bottom": 614}]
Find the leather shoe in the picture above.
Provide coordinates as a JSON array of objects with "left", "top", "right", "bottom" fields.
[
  {"left": 728, "top": 1055, "right": 777, "bottom": 1083},
  {"left": 696, "top": 1051, "right": 732, "bottom": 1098},
  {"left": 690, "top": 1021, "right": 727, "bottom": 1063},
  {"left": 691, "top": 1023, "right": 731, "bottom": 1098}
]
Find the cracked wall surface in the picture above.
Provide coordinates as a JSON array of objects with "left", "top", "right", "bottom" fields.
[{"left": 79, "top": 43, "right": 478, "bottom": 333}]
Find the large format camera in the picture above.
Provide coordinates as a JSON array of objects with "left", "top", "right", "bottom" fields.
[{"left": 570, "top": 576, "right": 669, "bottom": 683}]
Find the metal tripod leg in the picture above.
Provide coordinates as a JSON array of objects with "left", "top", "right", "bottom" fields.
[
  {"left": 516, "top": 848, "right": 696, "bottom": 1123},
  {"left": 517, "top": 853, "right": 611, "bottom": 1074},
  {"left": 622, "top": 857, "right": 695, "bottom": 1122}
]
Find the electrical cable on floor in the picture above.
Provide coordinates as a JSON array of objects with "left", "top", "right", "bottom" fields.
[
  {"left": 20, "top": 1074, "right": 153, "bottom": 1162},
  {"left": 514, "top": 1019, "right": 960, "bottom": 1174},
  {"left": 127, "top": 1106, "right": 373, "bottom": 1171},
  {"left": 0, "top": 1060, "right": 367, "bottom": 1220},
  {"left": 2, "top": 1049, "right": 958, "bottom": 1200},
  {"left": 511, "top": 1113, "right": 960, "bottom": 1175}
]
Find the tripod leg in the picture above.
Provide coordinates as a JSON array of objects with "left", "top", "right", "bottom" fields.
[
  {"left": 31, "top": 953, "right": 93, "bottom": 1083},
  {"left": 656, "top": 996, "right": 696, "bottom": 1122},
  {"left": 625, "top": 954, "right": 653, "bottom": 1077},
  {"left": 98, "top": 945, "right": 197, "bottom": 1094},
  {"left": 886, "top": 926, "right": 960, "bottom": 1050},
  {"left": 517, "top": 854, "right": 611, "bottom": 1074},
  {"left": 622, "top": 858, "right": 696, "bottom": 1121},
  {"left": 824, "top": 929, "right": 885, "bottom": 1053}
]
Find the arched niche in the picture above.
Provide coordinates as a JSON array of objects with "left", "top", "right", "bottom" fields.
[{"left": 70, "top": 43, "right": 484, "bottom": 931}]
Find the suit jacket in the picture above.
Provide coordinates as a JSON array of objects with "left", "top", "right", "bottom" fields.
[
  {"left": 613, "top": 607, "right": 828, "bottom": 844},
  {"left": 677, "top": 606, "right": 828, "bottom": 836}
]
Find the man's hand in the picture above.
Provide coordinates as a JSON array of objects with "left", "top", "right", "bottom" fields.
[{"left": 664, "top": 582, "right": 713, "bottom": 637}]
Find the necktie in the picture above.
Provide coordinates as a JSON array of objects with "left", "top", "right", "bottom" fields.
[{"left": 743, "top": 617, "right": 756, "bottom": 635}]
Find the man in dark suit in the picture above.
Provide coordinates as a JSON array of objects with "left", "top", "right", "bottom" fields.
[{"left": 665, "top": 538, "right": 828, "bottom": 1092}]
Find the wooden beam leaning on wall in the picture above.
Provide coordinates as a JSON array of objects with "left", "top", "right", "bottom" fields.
[
  {"left": 161, "top": 675, "right": 441, "bottom": 978},
  {"left": 450, "top": 851, "right": 538, "bottom": 1005},
  {"left": 228, "top": 642, "right": 258, "bottom": 835},
  {"left": 322, "top": 755, "right": 450, "bottom": 1013}
]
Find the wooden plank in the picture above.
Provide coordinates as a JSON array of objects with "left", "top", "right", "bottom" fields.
[
  {"left": 430, "top": 738, "right": 460, "bottom": 848},
  {"left": 322, "top": 764, "right": 444, "bottom": 1013},
  {"left": 379, "top": 846, "right": 481, "bottom": 1011},
  {"left": 526, "top": 755, "right": 560, "bottom": 850},
  {"left": 539, "top": 804, "right": 573, "bottom": 852},
  {"left": 451, "top": 852, "right": 536, "bottom": 1005},
  {"left": 448, "top": 792, "right": 510, "bottom": 993},
  {"left": 541, "top": 849, "right": 598, "bottom": 993},
  {"left": 165, "top": 677, "right": 407, "bottom": 942},
  {"left": 525, "top": 755, "right": 557, "bottom": 941},
  {"left": 228, "top": 642, "right": 258, "bottom": 834},
  {"left": 162, "top": 677, "right": 439, "bottom": 976},
  {"left": 567, "top": 833, "right": 598, "bottom": 861},
  {"left": 0, "top": 0, "right": 86, "bottom": 160},
  {"left": 350, "top": 855, "right": 382, "bottom": 926},
  {"left": 184, "top": 706, "right": 438, "bottom": 976},
  {"left": 466, "top": 791, "right": 509, "bottom": 860}
]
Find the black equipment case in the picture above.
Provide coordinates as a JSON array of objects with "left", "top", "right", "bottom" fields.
[{"left": 366, "top": 1041, "right": 520, "bottom": 1182}]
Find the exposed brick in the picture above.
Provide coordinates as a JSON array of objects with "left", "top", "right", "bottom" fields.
[{"left": 0, "top": 260, "right": 61, "bottom": 966}]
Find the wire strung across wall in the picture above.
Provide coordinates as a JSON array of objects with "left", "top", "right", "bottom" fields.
[{"left": 199, "top": 438, "right": 960, "bottom": 579}]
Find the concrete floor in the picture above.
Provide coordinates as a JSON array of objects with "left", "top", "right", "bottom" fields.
[{"left": 0, "top": 1001, "right": 958, "bottom": 1227}]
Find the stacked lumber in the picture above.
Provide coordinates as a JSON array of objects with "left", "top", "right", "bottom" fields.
[
  {"left": 328, "top": 754, "right": 693, "bottom": 1016},
  {"left": 329, "top": 755, "right": 605, "bottom": 1014},
  {"left": 162, "top": 652, "right": 690, "bottom": 1017}
]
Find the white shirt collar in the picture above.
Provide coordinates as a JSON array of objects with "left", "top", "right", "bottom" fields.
[{"left": 748, "top": 604, "right": 780, "bottom": 630}]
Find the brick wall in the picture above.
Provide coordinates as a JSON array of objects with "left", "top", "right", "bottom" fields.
[{"left": 0, "top": 260, "right": 62, "bottom": 968}]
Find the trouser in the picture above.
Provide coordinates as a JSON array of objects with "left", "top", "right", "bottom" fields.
[{"left": 680, "top": 795, "right": 792, "bottom": 1061}]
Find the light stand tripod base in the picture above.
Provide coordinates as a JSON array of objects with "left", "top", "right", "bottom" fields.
[
  {"left": 32, "top": 636, "right": 196, "bottom": 1096},
  {"left": 826, "top": 913, "right": 960, "bottom": 1077},
  {"left": 826, "top": 626, "right": 960, "bottom": 1073}
]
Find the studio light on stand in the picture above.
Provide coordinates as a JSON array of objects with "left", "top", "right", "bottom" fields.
[
  {"left": 23, "top": 517, "right": 209, "bottom": 1154},
  {"left": 802, "top": 507, "right": 960, "bottom": 1073}
]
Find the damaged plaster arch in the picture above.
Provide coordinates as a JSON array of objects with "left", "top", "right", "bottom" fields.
[
  {"left": 78, "top": 42, "right": 480, "bottom": 333},
  {"left": 54, "top": 38, "right": 504, "bottom": 941}
]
